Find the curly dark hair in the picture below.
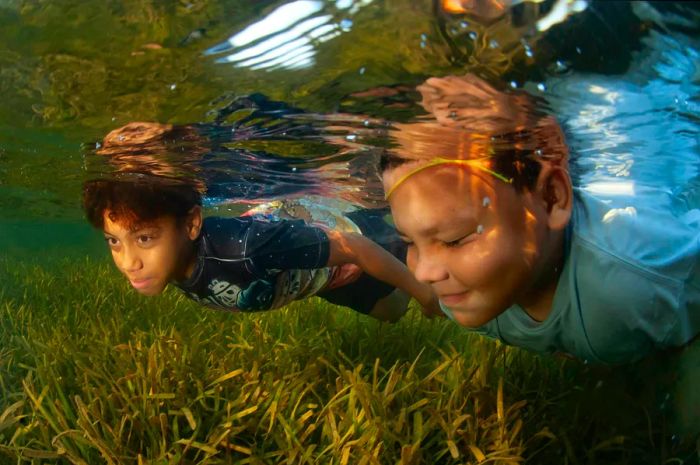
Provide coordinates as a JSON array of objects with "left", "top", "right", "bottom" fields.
[{"left": 82, "top": 174, "right": 201, "bottom": 230}]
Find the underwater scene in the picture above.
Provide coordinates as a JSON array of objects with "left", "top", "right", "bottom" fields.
[{"left": 1, "top": 0, "right": 700, "bottom": 463}]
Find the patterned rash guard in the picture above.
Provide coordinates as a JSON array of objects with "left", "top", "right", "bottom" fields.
[{"left": 174, "top": 201, "right": 406, "bottom": 314}]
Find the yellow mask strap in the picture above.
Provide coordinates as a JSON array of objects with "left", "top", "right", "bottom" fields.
[{"left": 384, "top": 157, "right": 513, "bottom": 199}]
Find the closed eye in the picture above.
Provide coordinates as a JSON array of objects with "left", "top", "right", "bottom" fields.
[
  {"left": 444, "top": 236, "right": 467, "bottom": 248},
  {"left": 444, "top": 231, "right": 479, "bottom": 248}
]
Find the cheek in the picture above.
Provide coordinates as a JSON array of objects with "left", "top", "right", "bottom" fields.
[{"left": 405, "top": 247, "right": 417, "bottom": 272}]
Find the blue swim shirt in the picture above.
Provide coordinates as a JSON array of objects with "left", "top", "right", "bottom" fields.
[{"left": 441, "top": 188, "right": 700, "bottom": 364}]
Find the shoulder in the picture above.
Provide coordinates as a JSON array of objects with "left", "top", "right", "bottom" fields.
[{"left": 571, "top": 188, "right": 699, "bottom": 281}]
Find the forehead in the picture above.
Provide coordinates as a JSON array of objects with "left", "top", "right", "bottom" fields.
[
  {"left": 102, "top": 210, "right": 172, "bottom": 234},
  {"left": 386, "top": 165, "right": 499, "bottom": 232},
  {"left": 384, "top": 162, "right": 498, "bottom": 201}
]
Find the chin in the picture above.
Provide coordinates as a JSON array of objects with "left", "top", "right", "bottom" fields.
[
  {"left": 450, "top": 305, "right": 502, "bottom": 328},
  {"left": 135, "top": 284, "right": 166, "bottom": 296}
]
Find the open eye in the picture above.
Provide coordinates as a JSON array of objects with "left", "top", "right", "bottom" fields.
[
  {"left": 137, "top": 235, "right": 154, "bottom": 245},
  {"left": 105, "top": 237, "right": 119, "bottom": 247}
]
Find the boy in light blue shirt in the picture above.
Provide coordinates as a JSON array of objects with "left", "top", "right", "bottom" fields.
[{"left": 380, "top": 74, "right": 700, "bottom": 364}]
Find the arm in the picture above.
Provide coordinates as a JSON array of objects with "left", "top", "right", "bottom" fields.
[{"left": 325, "top": 230, "right": 440, "bottom": 316}]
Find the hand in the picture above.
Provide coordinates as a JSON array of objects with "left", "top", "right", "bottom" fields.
[{"left": 417, "top": 288, "right": 445, "bottom": 319}]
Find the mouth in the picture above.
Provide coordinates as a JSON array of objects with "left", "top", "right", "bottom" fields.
[
  {"left": 438, "top": 290, "right": 469, "bottom": 306},
  {"left": 129, "top": 278, "right": 153, "bottom": 290}
]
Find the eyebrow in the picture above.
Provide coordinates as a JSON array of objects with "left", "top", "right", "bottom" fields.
[{"left": 128, "top": 224, "right": 161, "bottom": 233}]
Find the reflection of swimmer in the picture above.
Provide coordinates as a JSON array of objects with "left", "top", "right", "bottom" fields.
[
  {"left": 92, "top": 94, "right": 383, "bottom": 206},
  {"left": 381, "top": 74, "right": 700, "bottom": 364}
]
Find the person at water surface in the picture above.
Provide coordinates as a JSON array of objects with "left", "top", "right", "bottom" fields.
[
  {"left": 82, "top": 168, "right": 440, "bottom": 323},
  {"left": 380, "top": 74, "right": 700, "bottom": 364}
]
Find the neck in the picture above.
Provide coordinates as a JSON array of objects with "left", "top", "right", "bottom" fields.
[
  {"left": 518, "top": 229, "right": 565, "bottom": 322},
  {"left": 174, "top": 240, "right": 199, "bottom": 283}
]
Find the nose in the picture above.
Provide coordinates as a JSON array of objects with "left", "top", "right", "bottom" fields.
[
  {"left": 116, "top": 245, "right": 143, "bottom": 274},
  {"left": 411, "top": 250, "right": 449, "bottom": 284}
]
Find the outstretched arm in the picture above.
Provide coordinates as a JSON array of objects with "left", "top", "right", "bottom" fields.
[{"left": 325, "top": 230, "right": 440, "bottom": 317}]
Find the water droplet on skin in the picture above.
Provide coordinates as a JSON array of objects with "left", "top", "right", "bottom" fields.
[
  {"left": 459, "top": 21, "right": 469, "bottom": 29},
  {"left": 340, "top": 18, "right": 353, "bottom": 31},
  {"left": 537, "top": 83, "right": 546, "bottom": 92},
  {"left": 468, "top": 31, "right": 477, "bottom": 40},
  {"left": 482, "top": 196, "right": 491, "bottom": 207},
  {"left": 476, "top": 225, "right": 484, "bottom": 234},
  {"left": 489, "top": 39, "right": 499, "bottom": 49}
]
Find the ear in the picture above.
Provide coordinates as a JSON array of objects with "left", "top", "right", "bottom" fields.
[
  {"left": 185, "top": 205, "right": 203, "bottom": 240},
  {"left": 538, "top": 165, "right": 572, "bottom": 231}
]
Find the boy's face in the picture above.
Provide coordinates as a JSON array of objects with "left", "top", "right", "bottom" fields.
[
  {"left": 102, "top": 211, "right": 200, "bottom": 296},
  {"left": 384, "top": 164, "right": 553, "bottom": 327}
]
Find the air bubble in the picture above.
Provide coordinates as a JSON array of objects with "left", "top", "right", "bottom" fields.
[
  {"left": 359, "top": 67, "right": 366, "bottom": 75},
  {"left": 489, "top": 39, "right": 499, "bottom": 49},
  {"left": 476, "top": 225, "right": 484, "bottom": 234},
  {"left": 537, "top": 83, "right": 546, "bottom": 92},
  {"left": 459, "top": 21, "right": 469, "bottom": 29},
  {"left": 340, "top": 18, "right": 353, "bottom": 31},
  {"left": 292, "top": 167, "right": 297, "bottom": 172},
  {"left": 363, "top": 119, "right": 371, "bottom": 127},
  {"left": 482, "top": 196, "right": 491, "bottom": 207},
  {"left": 449, "top": 111, "right": 457, "bottom": 119},
  {"left": 535, "top": 149, "right": 543, "bottom": 157},
  {"left": 509, "top": 81, "right": 518, "bottom": 89},
  {"left": 170, "top": 83, "right": 177, "bottom": 90},
  {"left": 468, "top": 31, "right": 477, "bottom": 40},
  {"left": 524, "top": 45, "right": 533, "bottom": 58},
  {"left": 345, "top": 134, "right": 357, "bottom": 142}
]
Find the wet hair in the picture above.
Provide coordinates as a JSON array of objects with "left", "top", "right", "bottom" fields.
[
  {"left": 379, "top": 75, "right": 568, "bottom": 193},
  {"left": 82, "top": 174, "right": 202, "bottom": 230},
  {"left": 380, "top": 132, "right": 545, "bottom": 192}
]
